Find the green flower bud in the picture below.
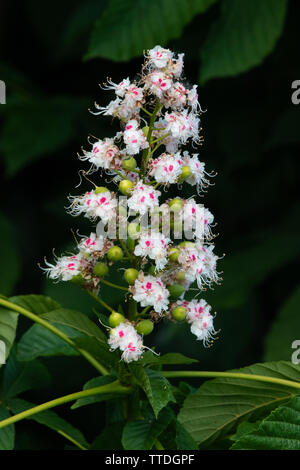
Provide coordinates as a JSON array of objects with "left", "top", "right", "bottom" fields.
[
  {"left": 168, "top": 247, "right": 180, "bottom": 262},
  {"left": 93, "top": 262, "right": 109, "bottom": 277},
  {"left": 136, "top": 319, "right": 154, "bottom": 335},
  {"left": 167, "top": 283, "right": 186, "bottom": 299},
  {"left": 124, "top": 268, "right": 139, "bottom": 284},
  {"left": 70, "top": 274, "right": 85, "bottom": 286},
  {"left": 119, "top": 179, "right": 134, "bottom": 196},
  {"left": 176, "top": 271, "right": 186, "bottom": 282},
  {"left": 109, "top": 312, "right": 125, "bottom": 327},
  {"left": 178, "top": 165, "right": 191, "bottom": 182},
  {"left": 148, "top": 265, "right": 156, "bottom": 275},
  {"left": 142, "top": 126, "right": 149, "bottom": 137},
  {"left": 127, "top": 222, "right": 140, "bottom": 240},
  {"left": 126, "top": 237, "right": 136, "bottom": 252},
  {"left": 107, "top": 246, "right": 124, "bottom": 262},
  {"left": 95, "top": 186, "right": 109, "bottom": 194},
  {"left": 122, "top": 157, "right": 137, "bottom": 171},
  {"left": 172, "top": 307, "right": 187, "bottom": 321},
  {"left": 179, "top": 241, "right": 195, "bottom": 248},
  {"left": 169, "top": 198, "right": 183, "bottom": 213}
]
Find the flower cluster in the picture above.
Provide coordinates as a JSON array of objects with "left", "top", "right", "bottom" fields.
[{"left": 43, "top": 45, "right": 221, "bottom": 362}]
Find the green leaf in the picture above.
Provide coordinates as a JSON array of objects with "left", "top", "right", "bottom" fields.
[
  {"left": 264, "top": 285, "right": 300, "bottom": 361},
  {"left": 17, "top": 324, "right": 80, "bottom": 362},
  {"left": 72, "top": 335, "right": 118, "bottom": 369},
  {"left": 175, "top": 421, "right": 198, "bottom": 450},
  {"left": 141, "top": 352, "right": 198, "bottom": 366},
  {"left": 200, "top": 0, "right": 287, "bottom": 84},
  {"left": 131, "top": 367, "right": 175, "bottom": 418},
  {"left": 91, "top": 422, "right": 124, "bottom": 450},
  {"left": 40, "top": 308, "right": 106, "bottom": 343},
  {"left": 71, "top": 375, "right": 119, "bottom": 409},
  {"left": 0, "top": 348, "right": 50, "bottom": 400},
  {"left": 0, "top": 212, "right": 20, "bottom": 296},
  {"left": 178, "top": 361, "right": 300, "bottom": 448},
  {"left": 0, "top": 308, "right": 18, "bottom": 361},
  {"left": 232, "top": 396, "right": 300, "bottom": 450},
  {"left": 86, "top": 0, "right": 216, "bottom": 61},
  {"left": 122, "top": 407, "right": 173, "bottom": 450},
  {"left": 7, "top": 398, "right": 89, "bottom": 450},
  {"left": 0, "top": 95, "right": 88, "bottom": 176},
  {"left": 10, "top": 294, "right": 61, "bottom": 314},
  {"left": 0, "top": 406, "right": 14, "bottom": 450}
]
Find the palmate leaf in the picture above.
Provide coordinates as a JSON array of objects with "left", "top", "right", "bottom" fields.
[
  {"left": 200, "top": 0, "right": 287, "bottom": 83},
  {"left": 178, "top": 361, "right": 300, "bottom": 448},
  {"left": 232, "top": 396, "right": 300, "bottom": 450},
  {"left": 7, "top": 398, "right": 89, "bottom": 450},
  {"left": 85, "top": 0, "right": 216, "bottom": 61}
]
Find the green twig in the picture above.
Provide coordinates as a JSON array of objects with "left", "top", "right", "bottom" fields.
[
  {"left": 0, "top": 381, "right": 131, "bottom": 430},
  {"left": 0, "top": 298, "right": 108, "bottom": 376},
  {"left": 100, "top": 279, "right": 128, "bottom": 291},
  {"left": 162, "top": 371, "right": 300, "bottom": 390}
]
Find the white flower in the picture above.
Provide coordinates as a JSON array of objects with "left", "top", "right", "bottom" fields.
[
  {"left": 148, "top": 45, "right": 173, "bottom": 68},
  {"left": 102, "top": 77, "right": 131, "bottom": 97},
  {"left": 177, "top": 299, "right": 216, "bottom": 346},
  {"left": 77, "top": 232, "right": 105, "bottom": 255},
  {"left": 79, "top": 138, "right": 119, "bottom": 170},
  {"left": 134, "top": 231, "right": 170, "bottom": 270},
  {"left": 182, "top": 152, "right": 207, "bottom": 189},
  {"left": 132, "top": 275, "right": 169, "bottom": 313},
  {"left": 127, "top": 182, "right": 160, "bottom": 215},
  {"left": 123, "top": 120, "right": 149, "bottom": 155},
  {"left": 171, "top": 53, "right": 184, "bottom": 78},
  {"left": 163, "top": 82, "right": 188, "bottom": 109},
  {"left": 94, "top": 97, "right": 122, "bottom": 117},
  {"left": 178, "top": 244, "right": 206, "bottom": 288},
  {"left": 202, "top": 244, "right": 221, "bottom": 285},
  {"left": 164, "top": 110, "right": 200, "bottom": 145},
  {"left": 68, "top": 190, "right": 117, "bottom": 223},
  {"left": 108, "top": 322, "right": 144, "bottom": 362},
  {"left": 149, "top": 152, "right": 182, "bottom": 184},
  {"left": 43, "top": 254, "right": 83, "bottom": 281},
  {"left": 187, "top": 85, "right": 200, "bottom": 112},
  {"left": 181, "top": 199, "right": 214, "bottom": 241},
  {"left": 145, "top": 71, "right": 172, "bottom": 99}
]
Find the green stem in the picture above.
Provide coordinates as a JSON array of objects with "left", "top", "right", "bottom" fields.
[
  {"left": 87, "top": 290, "right": 114, "bottom": 313},
  {"left": 0, "top": 298, "right": 108, "bottom": 376},
  {"left": 100, "top": 279, "right": 128, "bottom": 291},
  {"left": 139, "top": 305, "right": 151, "bottom": 317},
  {"left": 0, "top": 381, "right": 131, "bottom": 430},
  {"left": 162, "top": 371, "right": 300, "bottom": 390},
  {"left": 142, "top": 101, "right": 162, "bottom": 174},
  {"left": 151, "top": 132, "right": 170, "bottom": 145},
  {"left": 141, "top": 106, "right": 152, "bottom": 116},
  {"left": 119, "top": 238, "right": 134, "bottom": 261}
]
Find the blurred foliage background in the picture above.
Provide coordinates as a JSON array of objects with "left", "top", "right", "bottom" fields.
[{"left": 0, "top": 0, "right": 300, "bottom": 449}]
